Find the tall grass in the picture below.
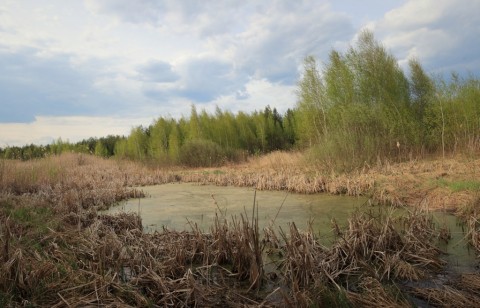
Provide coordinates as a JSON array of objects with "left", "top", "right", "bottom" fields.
[
  {"left": 0, "top": 195, "right": 462, "bottom": 305},
  {"left": 1, "top": 153, "right": 480, "bottom": 306}
]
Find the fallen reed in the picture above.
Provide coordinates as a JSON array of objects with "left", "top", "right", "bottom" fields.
[
  {"left": 408, "top": 273, "right": 480, "bottom": 307},
  {"left": 0, "top": 200, "right": 470, "bottom": 306},
  {"left": 0, "top": 153, "right": 478, "bottom": 306}
]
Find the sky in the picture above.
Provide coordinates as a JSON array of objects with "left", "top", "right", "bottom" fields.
[{"left": 1, "top": 0, "right": 479, "bottom": 147}]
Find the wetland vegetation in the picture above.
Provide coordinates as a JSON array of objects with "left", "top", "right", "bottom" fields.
[
  {"left": 1, "top": 152, "right": 480, "bottom": 307},
  {"left": 1, "top": 31, "right": 480, "bottom": 306}
]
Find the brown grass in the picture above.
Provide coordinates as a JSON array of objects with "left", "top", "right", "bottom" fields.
[
  {"left": 178, "top": 151, "right": 480, "bottom": 212},
  {"left": 0, "top": 152, "right": 479, "bottom": 306},
  {"left": 408, "top": 274, "right": 480, "bottom": 308},
  {"left": 0, "top": 153, "right": 180, "bottom": 212},
  {"left": 346, "top": 277, "right": 409, "bottom": 308}
]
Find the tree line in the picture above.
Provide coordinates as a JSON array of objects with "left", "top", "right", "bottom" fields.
[
  {"left": 0, "top": 106, "right": 296, "bottom": 167},
  {"left": 0, "top": 135, "right": 123, "bottom": 161},
  {"left": 110, "top": 105, "right": 295, "bottom": 167},
  {"left": 295, "top": 30, "right": 480, "bottom": 170},
  {"left": 1, "top": 30, "right": 479, "bottom": 169}
]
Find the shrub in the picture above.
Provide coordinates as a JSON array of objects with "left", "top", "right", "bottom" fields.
[{"left": 179, "top": 139, "right": 225, "bottom": 167}]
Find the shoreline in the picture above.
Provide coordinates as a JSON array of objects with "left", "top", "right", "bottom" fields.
[
  {"left": 172, "top": 152, "right": 479, "bottom": 214},
  {"left": 1, "top": 152, "right": 480, "bottom": 306}
]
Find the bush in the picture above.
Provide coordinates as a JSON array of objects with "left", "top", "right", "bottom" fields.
[{"left": 179, "top": 139, "right": 225, "bottom": 167}]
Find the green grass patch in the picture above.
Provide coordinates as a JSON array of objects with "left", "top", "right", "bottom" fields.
[
  {"left": 434, "top": 178, "right": 480, "bottom": 192},
  {"left": 8, "top": 204, "right": 53, "bottom": 227},
  {"left": 0, "top": 199, "right": 56, "bottom": 241}
]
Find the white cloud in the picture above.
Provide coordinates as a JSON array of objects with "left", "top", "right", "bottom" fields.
[
  {"left": 213, "top": 2, "right": 354, "bottom": 84},
  {"left": 210, "top": 79, "right": 297, "bottom": 115},
  {"left": 0, "top": 116, "right": 152, "bottom": 147},
  {"left": 0, "top": 0, "right": 479, "bottom": 146},
  {"left": 372, "top": 0, "right": 480, "bottom": 73}
]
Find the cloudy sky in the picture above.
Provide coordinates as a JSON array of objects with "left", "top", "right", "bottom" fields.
[{"left": 1, "top": 0, "right": 479, "bottom": 147}]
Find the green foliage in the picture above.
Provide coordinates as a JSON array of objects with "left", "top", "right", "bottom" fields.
[
  {"left": 112, "top": 105, "right": 294, "bottom": 166},
  {"left": 1, "top": 135, "right": 124, "bottom": 161},
  {"left": 178, "top": 139, "right": 224, "bottom": 167},
  {"left": 409, "top": 58, "right": 434, "bottom": 121},
  {"left": 345, "top": 30, "right": 411, "bottom": 107},
  {"left": 2, "top": 30, "right": 478, "bottom": 169},
  {"left": 148, "top": 117, "right": 175, "bottom": 164},
  {"left": 295, "top": 55, "right": 326, "bottom": 146},
  {"left": 123, "top": 127, "right": 149, "bottom": 160},
  {"left": 296, "top": 30, "right": 421, "bottom": 169},
  {"left": 2, "top": 144, "right": 49, "bottom": 160},
  {"left": 424, "top": 74, "right": 480, "bottom": 153},
  {"left": 168, "top": 123, "right": 182, "bottom": 162},
  {"left": 94, "top": 140, "right": 108, "bottom": 157},
  {"left": 295, "top": 30, "right": 479, "bottom": 170}
]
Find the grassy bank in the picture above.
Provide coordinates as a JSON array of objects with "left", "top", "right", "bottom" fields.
[
  {"left": 1, "top": 153, "right": 480, "bottom": 306},
  {"left": 180, "top": 151, "right": 480, "bottom": 212}
]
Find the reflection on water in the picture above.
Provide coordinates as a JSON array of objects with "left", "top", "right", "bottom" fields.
[
  {"left": 105, "top": 183, "right": 478, "bottom": 272},
  {"left": 431, "top": 213, "right": 478, "bottom": 273}
]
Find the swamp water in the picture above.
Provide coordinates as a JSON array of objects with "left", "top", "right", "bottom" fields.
[{"left": 106, "top": 183, "right": 478, "bottom": 273}]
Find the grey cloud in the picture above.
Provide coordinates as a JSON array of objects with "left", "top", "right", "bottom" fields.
[
  {"left": 232, "top": 2, "right": 355, "bottom": 84},
  {"left": 86, "top": 0, "right": 165, "bottom": 25},
  {"left": 142, "top": 57, "right": 247, "bottom": 103},
  {"left": 177, "top": 57, "right": 250, "bottom": 102},
  {"left": 87, "top": 0, "right": 245, "bottom": 36},
  {"left": 0, "top": 48, "right": 92, "bottom": 122},
  {"left": 137, "top": 60, "right": 179, "bottom": 83},
  {"left": 88, "top": 1, "right": 356, "bottom": 86},
  {"left": 376, "top": 0, "right": 480, "bottom": 76},
  {"left": 0, "top": 47, "right": 133, "bottom": 123},
  {"left": 143, "top": 88, "right": 167, "bottom": 101}
]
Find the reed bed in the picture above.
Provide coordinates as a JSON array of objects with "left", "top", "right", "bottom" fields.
[
  {"left": 179, "top": 151, "right": 480, "bottom": 212},
  {"left": 265, "top": 208, "right": 448, "bottom": 306},
  {"left": 0, "top": 208, "right": 267, "bottom": 306},
  {"left": 453, "top": 195, "right": 480, "bottom": 254},
  {"left": 180, "top": 168, "right": 375, "bottom": 196},
  {"left": 1, "top": 153, "right": 479, "bottom": 306},
  {"left": 408, "top": 273, "right": 480, "bottom": 307},
  {"left": 0, "top": 200, "right": 456, "bottom": 307},
  {"left": 0, "top": 154, "right": 180, "bottom": 213}
]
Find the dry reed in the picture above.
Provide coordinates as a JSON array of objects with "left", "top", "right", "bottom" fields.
[{"left": 0, "top": 153, "right": 477, "bottom": 307}]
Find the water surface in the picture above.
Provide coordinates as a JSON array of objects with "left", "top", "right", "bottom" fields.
[
  {"left": 106, "top": 183, "right": 477, "bottom": 272},
  {"left": 107, "top": 183, "right": 367, "bottom": 237}
]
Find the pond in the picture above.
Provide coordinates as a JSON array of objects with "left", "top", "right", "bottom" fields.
[
  {"left": 106, "top": 183, "right": 367, "bottom": 235},
  {"left": 105, "top": 183, "right": 477, "bottom": 273}
]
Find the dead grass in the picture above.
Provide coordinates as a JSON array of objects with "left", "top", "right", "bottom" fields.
[
  {"left": 0, "top": 153, "right": 180, "bottom": 212},
  {"left": 181, "top": 151, "right": 480, "bottom": 212},
  {"left": 408, "top": 274, "right": 480, "bottom": 308},
  {"left": 1, "top": 152, "right": 479, "bottom": 306},
  {"left": 346, "top": 277, "right": 409, "bottom": 308},
  {"left": 1, "top": 201, "right": 452, "bottom": 306},
  {"left": 2, "top": 151, "right": 479, "bottom": 211}
]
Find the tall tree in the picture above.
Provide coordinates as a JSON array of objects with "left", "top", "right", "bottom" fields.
[
  {"left": 409, "top": 58, "right": 434, "bottom": 120},
  {"left": 324, "top": 50, "right": 354, "bottom": 105},
  {"left": 187, "top": 105, "right": 202, "bottom": 140},
  {"left": 296, "top": 56, "right": 327, "bottom": 146},
  {"left": 168, "top": 123, "right": 182, "bottom": 162},
  {"left": 149, "top": 117, "right": 172, "bottom": 162}
]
